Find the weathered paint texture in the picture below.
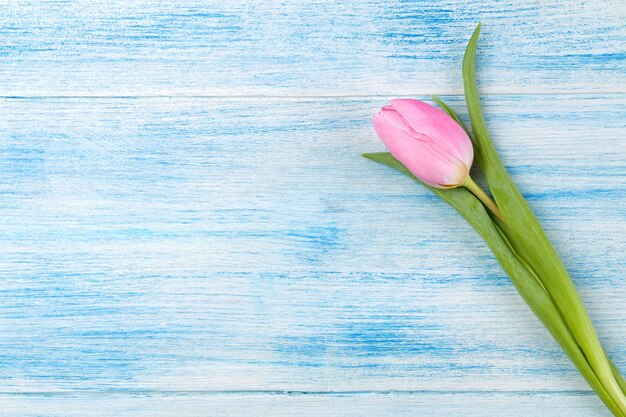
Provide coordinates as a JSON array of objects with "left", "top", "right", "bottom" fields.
[{"left": 0, "top": 1, "right": 625, "bottom": 416}]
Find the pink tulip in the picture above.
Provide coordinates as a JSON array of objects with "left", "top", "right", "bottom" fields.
[{"left": 372, "top": 99, "right": 474, "bottom": 188}]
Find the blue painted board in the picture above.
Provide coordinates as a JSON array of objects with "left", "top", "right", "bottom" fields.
[
  {"left": 0, "top": 0, "right": 624, "bottom": 96},
  {"left": 0, "top": 392, "right": 615, "bottom": 417},
  {"left": 1, "top": 0, "right": 625, "bottom": 415},
  {"left": 0, "top": 96, "right": 625, "bottom": 417}
]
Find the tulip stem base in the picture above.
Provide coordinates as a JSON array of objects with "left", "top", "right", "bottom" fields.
[{"left": 463, "top": 177, "right": 505, "bottom": 223}]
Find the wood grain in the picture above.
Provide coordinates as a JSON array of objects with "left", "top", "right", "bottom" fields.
[
  {"left": 0, "top": 0, "right": 624, "bottom": 96},
  {"left": 0, "top": 392, "right": 613, "bottom": 417},
  {"left": 1, "top": 0, "right": 625, "bottom": 415},
  {"left": 0, "top": 96, "right": 624, "bottom": 410}
]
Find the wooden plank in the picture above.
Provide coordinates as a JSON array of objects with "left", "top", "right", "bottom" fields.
[
  {"left": 0, "top": 392, "right": 614, "bottom": 417},
  {"left": 1, "top": 95, "right": 624, "bottom": 397},
  {"left": 0, "top": 0, "right": 624, "bottom": 96}
]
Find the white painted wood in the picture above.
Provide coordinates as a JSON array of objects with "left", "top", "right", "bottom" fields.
[
  {"left": 1, "top": 0, "right": 625, "bottom": 414},
  {"left": 0, "top": 392, "right": 614, "bottom": 417},
  {"left": 0, "top": 0, "right": 624, "bottom": 96},
  {"left": 0, "top": 96, "right": 624, "bottom": 400}
]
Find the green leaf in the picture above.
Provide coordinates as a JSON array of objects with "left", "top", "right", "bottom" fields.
[
  {"left": 462, "top": 23, "right": 626, "bottom": 413},
  {"left": 363, "top": 152, "right": 625, "bottom": 416}
]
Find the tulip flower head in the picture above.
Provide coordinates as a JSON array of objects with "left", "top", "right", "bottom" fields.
[{"left": 372, "top": 99, "right": 474, "bottom": 189}]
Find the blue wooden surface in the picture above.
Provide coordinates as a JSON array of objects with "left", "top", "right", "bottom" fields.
[{"left": 1, "top": 1, "right": 625, "bottom": 416}]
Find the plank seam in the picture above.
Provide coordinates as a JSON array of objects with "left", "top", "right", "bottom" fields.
[
  {"left": 0, "top": 390, "right": 598, "bottom": 397},
  {"left": 1, "top": 92, "right": 626, "bottom": 100}
]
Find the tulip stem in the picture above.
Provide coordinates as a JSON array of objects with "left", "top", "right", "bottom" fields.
[{"left": 463, "top": 176, "right": 505, "bottom": 223}]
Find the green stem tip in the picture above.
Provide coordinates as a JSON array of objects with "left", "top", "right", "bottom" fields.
[{"left": 463, "top": 176, "right": 505, "bottom": 223}]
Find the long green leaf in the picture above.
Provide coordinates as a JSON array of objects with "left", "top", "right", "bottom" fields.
[
  {"left": 462, "top": 23, "right": 626, "bottom": 413},
  {"left": 363, "top": 152, "right": 624, "bottom": 416}
]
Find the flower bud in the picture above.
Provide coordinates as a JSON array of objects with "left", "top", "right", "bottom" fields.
[{"left": 372, "top": 99, "right": 474, "bottom": 188}]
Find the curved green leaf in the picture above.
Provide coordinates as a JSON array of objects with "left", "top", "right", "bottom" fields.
[
  {"left": 363, "top": 152, "right": 624, "bottom": 416},
  {"left": 462, "top": 23, "right": 626, "bottom": 413}
]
